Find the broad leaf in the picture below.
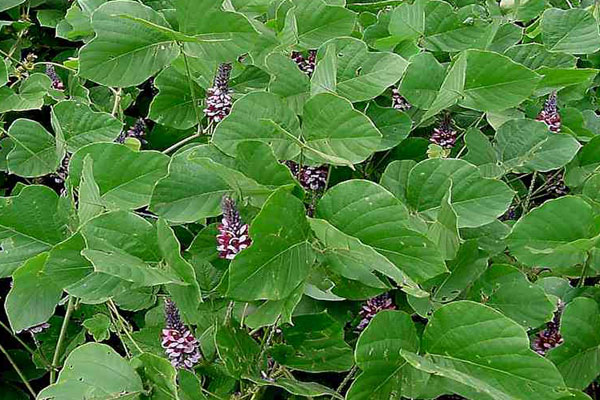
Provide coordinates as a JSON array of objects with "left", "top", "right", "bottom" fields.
[
  {"left": 227, "top": 189, "right": 315, "bottom": 301},
  {"left": 290, "top": 0, "right": 356, "bottom": 48},
  {"left": 541, "top": 8, "right": 600, "bottom": 54},
  {"left": 0, "top": 73, "right": 51, "bottom": 113}
]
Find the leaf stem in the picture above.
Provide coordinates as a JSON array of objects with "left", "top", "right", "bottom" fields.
[
  {"left": 0, "top": 342, "right": 37, "bottom": 397},
  {"left": 0, "top": 320, "right": 53, "bottom": 369},
  {"left": 578, "top": 253, "right": 592, "bottom": 288},
  {"left": 35, "top": 61, "right": 77, "bottom": 73},
  {"left": 162, "top": 132, "right": 201, "bottom": 154},
  {"left": 332, "top": 365, "right": 357, "bottom": 399},
  {"left": 522, "top": 171, "right": 537, "bottom": 214},
  {"left": 108, "top": 299, "right": 143, "bottom": 354},
  {"left": 50, "top": 296, "right": 75, "bottom": 384},
  {"left": 111, "top": 88, "right": 122, "bottom": 117},
  {"left": 180, "top": 43, "right": 203, "bottom": 128}
]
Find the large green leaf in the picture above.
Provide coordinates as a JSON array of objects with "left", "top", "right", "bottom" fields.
[
  {"left": 212, "top": 91, "right": 301, "bottom": 159},
  {"left": 347, "top": 311, "right": 419, "bottom": 400},
  {"left": 38, "top": 343, "right": 143, "bottom": 399},
  {"left": 504, "top": 44, "right": 576, "bottom": 70},
  {"left": 148, "top": 63, "right": 203, "bottom": 130},
  {"left": 402, "top": 301, "right": 571, "bottom": 400},
  {"left": 302, "top": 93, "right": 382, "bottom": 165},
  {"left": 132, "top": 353, "right": 178, "bottom": 400},
  {"left": 0, "top": 73, "right": 51, "bottom": 113},
  {"left": 215, "top": 323, "right": 260, "bottom": 379},
  {"left": 266, "top": 52, "right": 310, "bottom": 115},
  {"left": 317, "top": 180, "right": 447, "bottom": 284},
  {"left": 314, "top": 37, "right": 408, "bottom": 102},
  {"left": 547, "top": 297, "right": 600, "bottom": 389},
  {"left": 69, "top": 143, "right": 170, "bottom": 210},
  {"left": 507, "top": 196, "right": 599, "bottom": 269},
  {"left": 0, "top": 185, "right": 71, "bottom": 278},
  {"left": 51, "top": 100, "right": 123, "bottom": 152},
  {"left": 458, "top": 50, "right": 541, "bottom": 112},
  {"left": 365, "top": 103, "right": 412, "bottom": 151},
  {"left": 406, "top": 158, "right": 514, "bottom": 228},
  {"left": 541, "top": 8, "right": 600, "bottom": 54},
  {"left": 271, "top": 312, "right": 354, "bottom": 372},
  {"left": 227, "top": 189, "right": 315, "bottom": 301},
  {"left": 7, "top": 118, "right": 63, "bottom": 178},
  {"left": 150, "top": 146, "right": 235, "bottom": 223},
  {"left": 289, "top": 0, "right": 356, "bottom": 48},
  {"left": 79, "top": 1, "right": 179, "bottom": 87},
  {"left": 399, "top": 52, "right": 446, "bottom": 109},
  {"left": 5, "top": 253, "right": 62, "bottom": 333},
  {"left": 495, "top": 119, "right": 581, "bottom": 173},
  {"left": 176, "top": 0, "right": 259, "bottom": 63}
]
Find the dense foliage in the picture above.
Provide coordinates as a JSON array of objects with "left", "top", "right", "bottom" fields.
[{"left": 1, "top": 0, "right": 600, "bottom": 399}]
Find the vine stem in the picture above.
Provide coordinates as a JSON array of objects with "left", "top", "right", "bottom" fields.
[
  {"left": 0, "top": 320, "right": 46, "bottom": 363},
  {"left": 180, "top": 43, "right": 203, "bottom": 127},
  {"left": 0, "top": 342, "right": 37, "bottom": 397},
  {"left": 522, "top": 171, "right": 538, "bottom": 214},
  {"left": 111, "top": 88, "right": 121, "bottom": 117},
  {"left": 331, "top": 365, "right": 357, "bottom": 399},
  {"left": 108, "top": 299, "right": 143, "bottom": 354},
  {"left": 50, "top": 296, "right": 74, "bottom": 384},
  {"left": 578, "top": 253, "right": 592, "bottom": 288},
  {"left": 34, "top": 61, "right": 76, "bottom": 72}
]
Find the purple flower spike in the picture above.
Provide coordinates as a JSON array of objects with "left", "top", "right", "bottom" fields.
[
  {"left": 536, "top": 91, "right": 561, "bottom": 133},
  {"left": 391, "top": 87, "right": 411, "bottom": 111},
  {"left": 161, "top": 299, "right": 201, "bottom": 369},
  {"left": 204, "top": 63, "right": 233, "bottom": 124},
  {"left": 430, "top": 115, "right": 457, "bottom": 149},
  {"left": 216, "top": 196, "right": 252, "bottom": 260},
  {"left": 356, "top": 293, "right": 397, "bottom": 332},
  {"left": 46, "top": 65, "right": 64, "bottom": 90},
  {"left": 291, "top": 50, "right": 317, "bottom": 77}
]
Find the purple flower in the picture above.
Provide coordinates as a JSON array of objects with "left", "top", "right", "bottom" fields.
[
  {"left": 161, "top": 299, "right": 201, "bottom": 369},
  {"left": 546, "top": 171, "right": 568, "bottom": 197},
  {"left": 291, "top": 50, "right": 317, "bottom": 77},
  {"left": 117, "top": 118, "right": 147, "bottom": 145},
  {"left": 50, "top": 153, "right": 70, "bottom": 189},
  {"left": 282, "top": 160, "right": 328, "bottom": 192},
  {"left": 391, "top": 87, "right": 411, "bottom": 111},
  {"left": 356, "top": 293, "right": 397, "bottom": 332},
  {"left": 204, "top": 63, "right": 233, "bottom": 124},
  {"left": 430, "top": 115, "right": 457, "bottom": 149},
  {"left": 45, "top": 65, "right": 64, "bottom": 90},
  {"left": 532, "top": 301, "right": 564, "bottom": 356},
  {"left": 536, "top": 92, "right": 561, "bottom": 133},
  {"left": 216, "top": 196, "right": 252, "bottom": 260}
]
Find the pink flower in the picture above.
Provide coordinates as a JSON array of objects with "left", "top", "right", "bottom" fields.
[
  {"left": 161, "top": 299, "right": 201, "bottom": 369},
  {"left": 216, "top": 196, "right": 252, "bottom": 260},
  {"left": 391, "top": 87, "right": 411, "bottom": 111},
  {"left": 204, "top": 63, "right": 233, "bottom": 124},
  {"left": 536, "top": 92, "right": 561, "bottom": 133},
  {"left": 291, "top": 50, "right": 317, "bottom": 77},
  {"left": 356, "top": 293, "right": 396, "bottom": 332},
  {"left": 430, "top": 115, "right": 457, "bottom": 149}
]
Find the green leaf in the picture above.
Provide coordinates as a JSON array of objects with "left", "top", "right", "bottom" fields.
[
  {"left": 389, "top": 1, "right": 425, "bottom": 42},
  {"left": 227, "top": 189, "right": 315, "bottom": 300},
  {"left": 315, "top": 37, "right": 408, "bottom": 102},
  {"left": 400, "top": 52, "right": 446, "bottom": 109},
  {"left": 0, "top": 73, "right": 51, "bottom": 113},
  {"left": 426, "top": 188, "right": 460, "bottom": 261},
  {"left": 547, "top": 297, "right": 600, "bottom": 389},
  {"left": 266, "top": 52, "right": 310, "bottom": 115},
  {"left": 234, "top": 141, "right": 297, "bottom": 188},
  {"left": 70, "top": 143, "right": 170, "bottom": 210},
  {"left": 463, "top": 128, "right": 499, "bottom": 171},
  {"left": 150, "top": 146, "right": 236, "bottom": 223},
  {"left": 7, "top": 118, "right": 63, "bottom": 178},
  {"left": 133, "top": 353, "right": 179, "bottom": 399},
  {"left": 251, "top": 377, "right": 342, "bottom": 399},
  {"left": 406, "top": 158, "right": 514, "bottom": 228},
  {"left": 433, "top": 240, "right": 488, "bottom": 302},
  {"left": 347, "top": 311, "right": 418, "bottom": 400},
  {"left": 458, "top": 50, "right": 541, "bottom": 112},
  {"left": 541, "top": 8, "right": 600, "bottom": 55},
  {"left": 495, "top": 119, "right": 581, "bottom": 173},
  {"left": 157, "top": 218, "right": 202, "bottom": 324},
  {"left": 79, "top": 1, "right": 179, "bottom": 87},
  {"left": 469, "top": 264, "right": 555, "bottom": 329},
  {"left": 290, "top": 0, "right": 356, "bottom": 48},
  {"left": 271, "top": 312, "right": 354, "bottom": 372},
  {"left": 536, "top": 68, "right": 598, "bottom": 96},
  {"left": 212, "top": 91, "right": 301, "bottom": 159},
  {"left": 380, "top": 159, "right": 417, "bottom": 204},
  {"left": 422, "top": 51, "right": 466, "bottom": 120},
  {"left": 0, "top": 185, "right": 71, "bottom": 278},
  {"left": 78, "top": 156, "right": 104, "bottom": 225},
  {"left": 5, "top": 253, "right": 62, "bottom": 333},
  {"left": 51, "top": 100, "right": 123, "bottom": 153},
  {"left": 507, "top": 196, "right": 599, "bottom": 269},
  {"left": 317, "top": 180, "right": 447, "bottom": 284},
  {"left": 402, "top": 301, "right": 570, "bottom": 400},
  {"left": 504, "top": 44, "right": 576, "bottom": 70},
  {"left": 0, "top": 0, "right": 25, "bottom": 12},
  {"left": 38, "top": 343, "right": 143, "bottom": 399},
  {"left": 148, "top": 63, "right": 203, "bottom": 130},
  {"left": 215, "top": 323, "right": 260, "bottom": 379},
  {"left": 365, "top": 103, "right": 412, "bottom": 151},
  {"left": 302, "top": 93, "right": 382, "bottom": 165},
  {"left": 309, "top": 218, "right": 424, "bottom": 296},
  {"left": 177, "top": 0, "right": 259, "bottom": 63},
  {"left": 82, "top": 313, "right": 111, "bottom": 342}
]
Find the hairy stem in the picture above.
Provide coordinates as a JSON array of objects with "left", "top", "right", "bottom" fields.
[
  {"left": 0, "top": 342, "right": 37, "bottom": 397},
  {"left": 50, "top": 296, "right": 74, "bottom": 384}
]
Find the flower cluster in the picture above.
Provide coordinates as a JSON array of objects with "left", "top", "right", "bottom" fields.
[
  {"left": 430, "top": 116, "right": 457, "bottom": 149},
  {"left": 291, "top": 50, "right": 317, "bottom": 76},
  {"left": 116, "top": 118, "right": 147, "bottom": 145},
  {"left": 216, "top": 196, "right": 252, "bottom": 260},
  {"left": 283, "top": 160, "right": 328, "bottom": 192},
  {"left": 204, "top": 63, "right": 233, "bottom": 124},
  {"left": 356, "top": 293, "right": 397, "bottom": 332},
  {"left": 391, "top": 87, "right": 411, "bottom": 111},
  {"left": 50, "top": 153, "right": 70, "bottom": 189},
  {"left": 536, "top": 92, "right": 561, "bottom": 133},
  {"left": 161, "top": 299, "right": 201, "bottom": 369},
  {"left": 45, "top": 65, "right": 64, "bottom": 90},
  {"left": 532, "top": 301, "right": 564, "bottom": 356},
  {"left": 546, "top": 171, "right": 568, "bottom": 197}
]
